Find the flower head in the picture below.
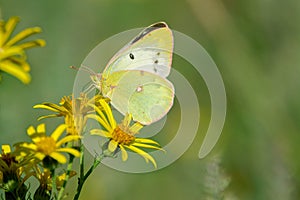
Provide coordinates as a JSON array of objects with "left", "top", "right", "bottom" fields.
[
  {"left": 0, "top": 145, "right": 31, "bottom": 180},
  {"left": 34, "top": 93, "right": 105, "bottom": 136},
  {"left": 89, "top": 99, "right": 163, "bottom": 168},
  {"left": 0, "top": 16, "right": 45, "bottom": 84},
  {"left": 18, "top": 123, "right": 81, "bottom": 166},
  {"left": 0, "top": 145, "right": 20, "bottom": 182},
  {"left": 32, "top": 166, "right": 76, "bottom": 192},
  {"left": 0, "top": 145, "right": 28, "bottom": 198}
]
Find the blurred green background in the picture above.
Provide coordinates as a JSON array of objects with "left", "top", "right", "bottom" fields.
[{"left": 1, "top": 0, "right": 300, "bottom": 199}]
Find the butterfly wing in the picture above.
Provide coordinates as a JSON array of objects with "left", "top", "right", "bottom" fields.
[
  {"left": 102, "top": 70, "right": 174, "bottom": 125},
  {"left": 102, "top": 22, "right": 173, "bottom": 79}
]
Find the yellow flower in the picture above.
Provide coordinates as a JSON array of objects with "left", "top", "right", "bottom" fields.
[
  {"left": 55, "top": 170, "right": 76, "bottom": 190},
  {"left": 34, "top": 94, "right": 105, "bottom": 136},
  {"left": 0, "top": 145, "right": 19, "bottom": 181},
  {"left": 89, "top": 99, "right": 163, "bottom": 168},
  {"left": 18, "top": 123, "right": 81, "bottom": 165},
  {"left": 0, "top": 144, "right": 26, "bottom": 179},
  {"left": 0, "top": 16, "right": 45, "bottom": 84},
  {"left": 33, "top": 166, "right": 76, "bottom": 191},
  {"left": 0, "top": 145, "right": 29, "bottom": 198}
]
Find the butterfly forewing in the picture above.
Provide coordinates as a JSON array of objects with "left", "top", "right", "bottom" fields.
[{"left": 102, "top": 22, "right": 173, "bottom": 79}]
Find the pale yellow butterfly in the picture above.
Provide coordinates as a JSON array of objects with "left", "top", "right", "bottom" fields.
[{"left": 92, "top": 22, "right": 174, "bottom": 125}]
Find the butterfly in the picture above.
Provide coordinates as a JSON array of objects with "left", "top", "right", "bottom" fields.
[{"left": 91, "top": 22, "right": 175, "bottom": 125}]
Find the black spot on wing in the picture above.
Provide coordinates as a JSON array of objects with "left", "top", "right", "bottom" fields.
[
  {"left": 129, "top": 53, "right": 134, "bottom": 60},
  {"left": 131, "top": 22, "right": 167, "bottom": 44}
]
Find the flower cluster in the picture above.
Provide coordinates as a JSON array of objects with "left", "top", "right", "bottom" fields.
[
  {"left": 1, "top": 93, "right": 164, "bottom": 199},
  {"left": 1, "top": 15, "right": 166, "bottom": 200},
  {"left": 18, "top": 123, "right": 81, "bottom": 165}
]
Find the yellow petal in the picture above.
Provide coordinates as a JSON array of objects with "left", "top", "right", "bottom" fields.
[
  {"left": 134, "top": 138, "right": 160, "bottom": 145},
  {"left": 59, "top": 96, "right": 72, "bottom": 109},
  {"left": 90, "top": 103, "right": 110, "bottom": 128},
  {"left": 0, "top": 16, "right": 19, "bottom": 46},
  {"left": 4, "top": 27, "right": 42, "bottom": 47},
  {"left": 57, "top": 148, "right": 80, "bottom": 157},
  {"left": 50, "top": 152, "right": 67, "bottom": 163},
  {"left": 32, "top": 136, "right": 42, "bottom": 144},
  {"left": 16, "top": 39, "right": 46, "bottom": 49},
  {"left": 0, "top": 46, "right": 25, "bottom": 60},
  {"left": 37, "top": 114, "right": 61, "bottom": 121},
  {"left": 0, "top": 61, "right": 31, "bottom": 84},
  {"left": 125, "top": 145, "right": 157, "bottom": 168},
  {"left": 0, "top": 21, "right": 4, "bottom": 42},
  {"left": 90, "top": 129, "right": 112, "bottom": 138},
  {"left": 37, "top": 123, "right": 46, "bottom": 133},
  {"left": 1, "top": 145, "right": 11, "bottom": 154},
  {"left": 9, "top": 56, "right": 30, "bottom": 72},
  {"left": 86, "top": 114, "right": 112, "bottom": 132},
  {"left": 122, "top": 113, "right": 132, "bottom": 128},
  {"left": 50, "top": 124, "right": 67, "bottom": 142},
  {"left": 33, "top": 103, "right": 68, "bottom": 113},
  {"left": 27, "top": 126, "right": 36, "bottom": 136},
  {"left": 34, "top": 152, "right": 46, "bottom": 160},
  {"left": 119, "top": 145, "right": 128, "bottom": 161},
  {"left": 99, "top": 99, "right": 116, "bottom": 128},
  {"left": 131, "top": 143, "right": 163, "bottom": 151},
  {"left": 108, "top": 140, "right": 118, "bottom": 152},
  {"left": 129, "top": 122, "right": 143, "bottom": 134},
  {"left": 20, "top": 143, "right": 38, "bottom": 151},
  {"left": 56, "top": 135, "right": 81, "bottom": 147}
]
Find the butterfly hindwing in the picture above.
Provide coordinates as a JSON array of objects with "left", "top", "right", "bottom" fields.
[
  {"left": 102, "top": 70, "right": 174, "bottom": 125},
  {"left": 128, "top": 82, "right": 174, "bottom": 125}
]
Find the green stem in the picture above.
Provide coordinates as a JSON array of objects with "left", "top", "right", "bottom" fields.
[
  {"left": 50, "top": 169, "right": 57, "bottom": 199},
  {"left": 80, "top": 145, "right": 84, "bottom": 183},
  {"left": 57, "top": 154, "right": 75, "bottom": 200},
  {"left": 73, "top": 154, "right": 104, "bottom": 200}
]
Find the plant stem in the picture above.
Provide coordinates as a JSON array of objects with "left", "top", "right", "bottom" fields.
[
  {"left": 50, "top": 168, "right": 57, "bottom": 199},
  {"left": 73, "top": 154, "right": 104, "bottom": 200},
  {"left": 57, "top": 154, "right": 75, "bottom": 200},
  {"left": 80, "top": 145, "right": 84, "bottom": 183}
]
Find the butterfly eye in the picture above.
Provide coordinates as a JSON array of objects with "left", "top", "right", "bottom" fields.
[{"left": 129, "top": 53, "right": 134, "bottom": 60}]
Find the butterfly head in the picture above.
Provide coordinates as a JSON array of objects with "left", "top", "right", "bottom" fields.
[{"left": 70, "top": 65, "right": 103, "bottom": 92}]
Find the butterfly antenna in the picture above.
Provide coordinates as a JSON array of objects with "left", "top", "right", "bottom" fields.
[{"left": 70, "top": 65, "right": 98, "bottom": 75}]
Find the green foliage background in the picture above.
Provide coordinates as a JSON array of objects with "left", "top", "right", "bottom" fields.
[{"left": 1, "top": 0, "right": 300, "bottom": 199}]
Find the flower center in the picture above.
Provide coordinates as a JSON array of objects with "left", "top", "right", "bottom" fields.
[
  {"left": 112, "top": 126, "right": 135, "bottom": 145},
  {"left": 36, "top": 137, "right": 56, "bottom": 155}
]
